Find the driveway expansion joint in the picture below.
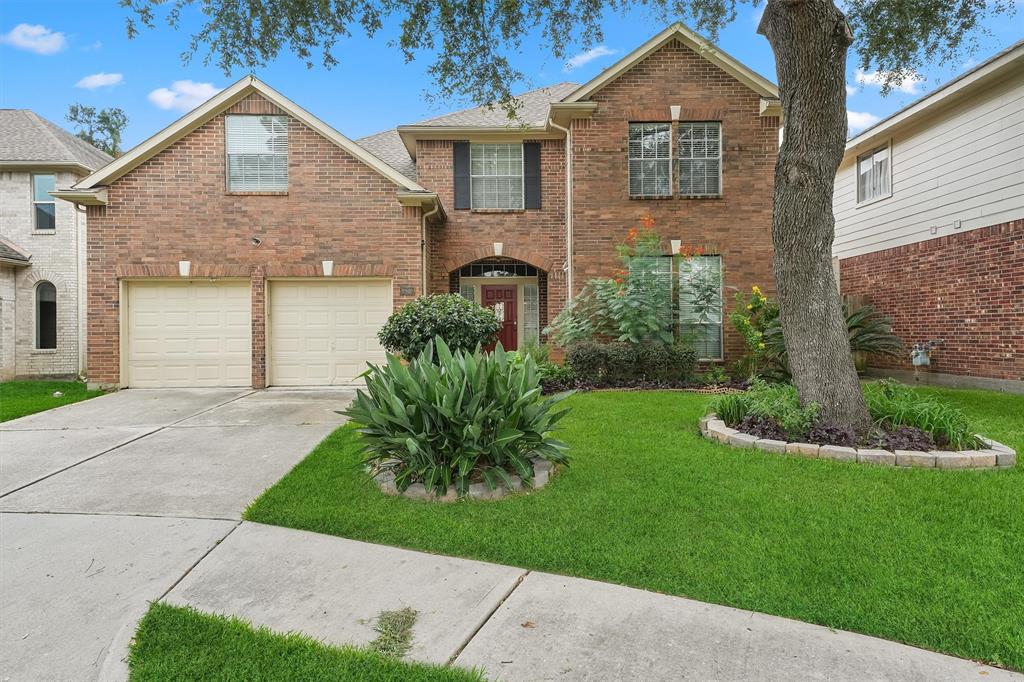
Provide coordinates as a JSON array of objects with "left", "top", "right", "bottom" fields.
[{"left": 447, "top": 569, "right": 530, "bottom": 666}]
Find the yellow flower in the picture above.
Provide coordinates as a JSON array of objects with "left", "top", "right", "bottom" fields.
[
  {"left": 758, "top": 342, "right": 765, "bottom": 349},
  {"left": 752, "top": 285, "right": 762, "bottom": 294},
  {"left": 746, "top": 304, "right": 753, "bottom": 310}
]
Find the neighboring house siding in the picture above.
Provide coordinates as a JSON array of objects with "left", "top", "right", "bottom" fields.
[
  {"left": 833, "top": 69, "right": 1024, "bottom": 259},
  {"left": 840, "top": 219, "right": 1023, "bottom": 381},
  {"left": 0, "top": 169, "right": 85, "bottom": 377},
  {"left": 570, "top": 39, "right": 778, "bottom": 362},
  {"left": 416, "top": 137, "right": 568, "bottom": 328},
  {"left": 86, "top": 92, "right": 422, "bottom": 388}
]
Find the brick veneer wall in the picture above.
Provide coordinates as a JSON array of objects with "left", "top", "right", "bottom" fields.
[
  {"left": 570, "top": 39, "right": 778, "bottom": 363},
  {"left": 86, "top": 92, "right": 422, "bottom": 387},
  {"left": 839, "top": 219, "right": 1024, "bottom": 381},
  {"left": 416, "top": 138, "right": 568, "bottom": 325}
]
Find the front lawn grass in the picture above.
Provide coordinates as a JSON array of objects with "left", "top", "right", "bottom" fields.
[
  {"left": 246, "top": 387, "right": 1024, "bottom": 671},
  {"left": 0, "top": 380, "right": 104, "bottom": 422},
  {"left": 129, "top": 603, "right": 484, "bottom": 681}
]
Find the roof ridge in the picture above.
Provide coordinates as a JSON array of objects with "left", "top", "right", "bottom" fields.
[{"left": 23, "top": 110, "right": 73, "bottom": 163}]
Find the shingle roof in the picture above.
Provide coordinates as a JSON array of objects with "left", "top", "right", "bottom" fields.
[
  {"left": 0, "top": 109, "right": 113, "bottom": 170},
  {"left": 0, "top": 234, "right": 31, "bottom": 265},
  {"left": 355, "top": 82, "right": 578, "bottom": 183}
]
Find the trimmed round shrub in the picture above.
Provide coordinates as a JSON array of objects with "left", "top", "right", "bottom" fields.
[
  {"left": 344, "top": 337, "right": 571, "bottom": 497},
  {"left": 378, "top": 294, "right": 501, "bottom": 360}
]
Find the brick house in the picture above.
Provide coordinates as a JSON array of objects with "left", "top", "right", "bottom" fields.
[
  {"left": 0, "top": 110, "right": 112, "bottom": 379},
  {"left": 56, "top": 24, "right": 781, "bottom": 389},
  {"left": 833, "top": 40, "right": 1023, "bottom": 393}
]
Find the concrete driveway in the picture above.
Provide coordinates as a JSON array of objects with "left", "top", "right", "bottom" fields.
[{"left": 0, "top": 388, "right": 351, "bottom": 680}]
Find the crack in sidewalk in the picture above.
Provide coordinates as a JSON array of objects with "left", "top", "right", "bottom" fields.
[{"left": 446, "top": 570, "right": 530, "bottom": 667}]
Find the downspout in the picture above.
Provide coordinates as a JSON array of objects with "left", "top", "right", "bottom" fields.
[
  {"left": 74, "top": 201, "right": 87, "bottom": 377},
  {"left": 420, "top": 200, "right": 440, "bottom": 296},
  {"left": 548, "top": 117, "right": 573, "bottom": 301}
]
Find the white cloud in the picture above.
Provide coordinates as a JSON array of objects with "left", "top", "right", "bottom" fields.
[
  {"left": 855, "top": 68, "right": 920, "bottom": 95},
  {"left": 148, "top": 80, "right": 223, "bottom": 111},
  {"left": 563, "top": 45, "right": 618, "bottom": 72},
  {"left": 0, "top": 23, "right": 66, "bottom": 55},
  {"left": 846, "top": 84, "right": 856, "bottom": 96},
  {"left": 848, "top": 110, "right": 881, "bottom": 133},
  {"left": 76, "top": 72, "right": 123, "bottom": 89},
  {"left": 83, "top": 40, "right": 103, "bottom": 52}
]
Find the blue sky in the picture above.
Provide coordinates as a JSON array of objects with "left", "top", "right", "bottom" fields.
[{"left": 1, "top": 0, "right": 1019, "bottom": 149}]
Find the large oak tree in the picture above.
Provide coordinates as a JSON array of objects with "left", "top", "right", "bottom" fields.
[{"left": 121, "top": 0, "right": 1016, "bottom": 432}]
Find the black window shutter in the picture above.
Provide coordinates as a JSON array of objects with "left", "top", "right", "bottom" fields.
[
  {"left": 453, "top": 142, "right": 471, "bottom": 209},
  {"left": 524, "top": 142, "right": 541, "bottom": 209}
]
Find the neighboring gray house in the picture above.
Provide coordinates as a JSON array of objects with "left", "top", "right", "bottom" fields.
[{"left": 0, "top": 110, "right": 111, "bottom": 379}]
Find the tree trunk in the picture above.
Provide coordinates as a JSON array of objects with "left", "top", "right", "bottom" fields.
[{"left": 758, "top": 0, "right": 872, "bottom": 432}]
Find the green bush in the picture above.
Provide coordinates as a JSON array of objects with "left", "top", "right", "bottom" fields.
[
  {"left": 566, "top": 341, "right": 696, "bottom": 386},
  {"left": 864, "top": 379, "right": 981, "bottom": 450},
  {"left": 344, "top": 337, "right": 571, "bottom": 497},
  {"left": 378, "top": 295, "right": 501, "bottom": 360},
  {"left": 709, "top": 379, "right": 819, "bottom": 440}
]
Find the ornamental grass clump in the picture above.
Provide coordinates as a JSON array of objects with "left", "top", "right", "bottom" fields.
[
  {"left": 864, "top": 379, "right": 981, "bottom": 450},
  {"left": 344, "top": 337, "right": 571, "bottom": 498}
]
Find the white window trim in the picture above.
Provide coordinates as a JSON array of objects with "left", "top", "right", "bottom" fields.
[
  {"left": 677, "top": 122, "right": 723, "bottom": 198},
  {"left": 469, "top": 142, "right": 525, "bottom": 210},
  {"left": 34, "top": 280, "right": 57, "bottom": 351},
  {"left": 224, "top": 114, "right": 289, "bottom": 192},
  {"left": 32, "top": 173, "right": 56, "bottom": 231},
  {"left": 628, "top": 122, "right": 673, "bottom": 198},
  {"left": 855, "top": 140, "right": 893, "bottom": 207}
]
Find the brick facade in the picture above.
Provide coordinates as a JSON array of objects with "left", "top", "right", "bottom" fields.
[
  {"left": 839, "top": 219, "right": 1024, "bottom": 381},
  {"left": 570, "top": 39, "right": 778, "bottom": 362},
  {"left": 86, "top": 93, "right": 422, "bottom": 387}
]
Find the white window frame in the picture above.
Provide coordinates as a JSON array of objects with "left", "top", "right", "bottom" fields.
[
  {"left": 225, "top": 115, "right": 289, "bottom": 192},
  {"left": 628, "top": 122, "right": 673, "bottom": 197},
  {"left": 32, "top": 173, "right": 57, "bottom": 231},
  {"left": 677, "top": 122, "right": 723, "bottom": 197},
  {"left": 678, "top": 255, "right": 724, "bottom": 361},
  {"left": 469, "top": 142, "right": 524, "bottom": 210},
  {"left": 855, "top": 142, "right": 892, "bottom": 206}
]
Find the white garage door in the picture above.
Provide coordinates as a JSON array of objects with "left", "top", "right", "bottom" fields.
[
  {"left": 126, "top": 280, "right": 251, "bottom": 388},
  {"left": 269, "top": 280, "right": 391, "bottom": 386}
]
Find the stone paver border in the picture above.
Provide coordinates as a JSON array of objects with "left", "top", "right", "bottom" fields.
[
  {"left": 371, "top": 459, "right": 556, "bottom": 501},
  {"left": 700, "top": 414, "right": 1016, "bottom": 469}
]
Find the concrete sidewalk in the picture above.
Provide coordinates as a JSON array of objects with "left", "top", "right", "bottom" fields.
[{"left": 165, "top": 521, "right": 1021, "bottom": 682}]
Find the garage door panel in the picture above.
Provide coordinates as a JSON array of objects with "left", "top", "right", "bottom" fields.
[
  {"left": 127, "top": 281, "right": 252, "bottom": 388},
  {"left": 269, "top": 280, "right": 391, "bottom": 387}
]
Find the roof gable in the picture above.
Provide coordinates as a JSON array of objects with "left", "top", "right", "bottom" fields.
[
  {"left": 564, "top": 23, "right": 778, "bottom": 103},
  {"left": 73, "top": 76, "right": 426, "bottom": 192}
]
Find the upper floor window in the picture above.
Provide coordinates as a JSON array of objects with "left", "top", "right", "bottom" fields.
[
  {"left": 36, "top": 281, "right": 57, "bottom": 350},
  {"left": 678, "top": 123, "right": 722, "bottom": 196},
  {"left": 857, "top": 144, "right": 890, "bottom": 204},
  {"left": 628, "top": 123, "right": 671, "bottom": 197},
  {"left": 33, "top": 174, "right": 56, "bottom": 230},
  {"left": 225, "top": 115, "right": 288, "bottom": 192},
  {"left": 470, "top": 143, "right": 523, "bottom": 209}
]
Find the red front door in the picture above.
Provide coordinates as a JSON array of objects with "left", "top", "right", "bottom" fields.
[{"left": 481, "top": 285, "right": 517, "bottom": 351}]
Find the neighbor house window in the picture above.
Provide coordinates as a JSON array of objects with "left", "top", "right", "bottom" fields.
[
  {"left": 470, "top": 143, "right": 523, "bottom": 209},
  {"left": 679, "top": 256, "right": 723, "bottom": 360},
  {"left": 226, "top": 115, "right": 289, "bottom": 191},
  {"left": 857, "top": 144, "right": 890, "bottom": 204},
  {"left": 33, "top": 174, "right": 56, "bottom": 230},
  {"left": 35, "top": 281, "right": 57, "bottom": 350},
  {"left": 678, "top": 123, "right": 722, "bottom": 196},
  {"left": 628, "top": 123, "right": 671, "bottom": 197}
]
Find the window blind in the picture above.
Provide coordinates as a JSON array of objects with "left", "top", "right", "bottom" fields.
[
  {"left": 679, "top": 256, "right": 723, "bottom": 360},
  {"left": 470, "top": 143, "right": 524, "bottom": 209},
  {"left": 226, "top": 115, "right": 289, "bottom": 191},
  {"left": 628, "top": 123, "right": 672, "bottom": 196},
  {"left": 678, "top": 123, "right": 721, "bottom": 196},
  {"left": 523, "top": 283, "right": 540, "bottom": 344},
  {"left": 857, "top": 145, "right": 890, "bottom": 203}
]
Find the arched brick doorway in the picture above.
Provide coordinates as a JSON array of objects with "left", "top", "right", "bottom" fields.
[{"left": 448, "top": 257, "right": 548, "bottom": 350}]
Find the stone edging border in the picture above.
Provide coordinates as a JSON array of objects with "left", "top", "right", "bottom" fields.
[
  {"left": 700, "top": 414, "right": 1016, "bottom": 469},
  {"left": 371, "top": 459, "right": 556, "bottom": 502}
]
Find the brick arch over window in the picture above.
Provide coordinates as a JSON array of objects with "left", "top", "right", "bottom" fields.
[
  {"left": 442, "top": 245, "right": 555, "bottom": 275},
  {"left": 447, "top": 256, "right": 550, "bottom": 344}
]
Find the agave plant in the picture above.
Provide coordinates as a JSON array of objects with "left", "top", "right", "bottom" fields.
[{"left": 344, "top": 337, "right": 571, "bottom": 497}]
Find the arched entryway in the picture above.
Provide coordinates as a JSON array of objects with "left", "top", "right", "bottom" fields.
[{"left": 448, "top": 257, "right": 548, "bottom": 351}]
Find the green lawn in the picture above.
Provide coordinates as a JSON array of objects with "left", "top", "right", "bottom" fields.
[
  {"left": 129, "top": 603, "right": 484, "bottom": 681},
  {"left": 0, "top": 380, "right": 104, "bottom": 422},
  {"left": 246, "top": 386, "right": 1024, "bottom": 671}
]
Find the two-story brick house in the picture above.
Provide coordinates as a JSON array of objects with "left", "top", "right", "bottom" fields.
[
  {"left": 1, "top": 110, "right": 111, "bottom": 380},
  {"left": 56, "top": 24, "right": 781, "bottom": 389}
]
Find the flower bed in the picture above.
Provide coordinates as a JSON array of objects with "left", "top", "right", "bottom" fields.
[
  {"left": 700, "top": 414, "right": 1016, "bottom": 469},
  {"left": 371, "top": 458, "right": 557, "bottom": 502}
]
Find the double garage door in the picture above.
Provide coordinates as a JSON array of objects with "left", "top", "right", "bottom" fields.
[{"left": 125, "top": 279, "right": 390, "bottom": 388}]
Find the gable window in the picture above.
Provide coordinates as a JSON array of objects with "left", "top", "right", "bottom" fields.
[
  {"left": 628, "top": 123, "right": 671, "bottom": 197},
  {"left": 33, "top": 174, "right": 56, "bottom": 230},
  {"left": 35, "top": 281, "right": 57, "bottom": 350},
  {"left": 678, "top": 123, "right": 722, "bottom": 196},
  {"left": 470, "top": 143, "right": 523, "bottom": 209},
  {"left": 679, "top": 256, "right": 723, "bottom": 360},
  {"left": 857, "top": 144, "right": 890, "bottom": 204},
  {"left": 225, "top": 115, "right": 289, "bottom": 192}
]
